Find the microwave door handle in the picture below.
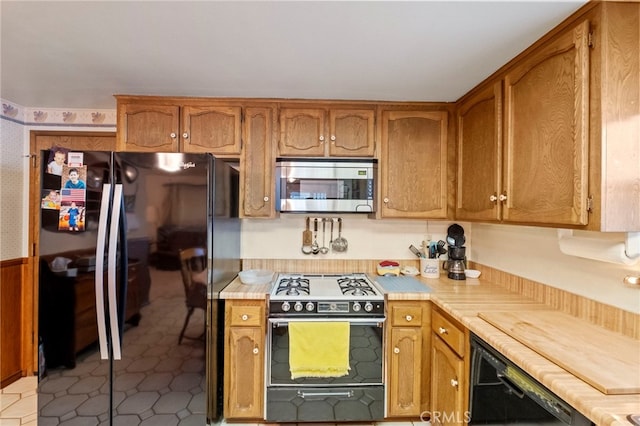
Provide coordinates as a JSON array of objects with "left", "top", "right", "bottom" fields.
[
  {"left": 106, "top": 184, "right": 123, "bottom": 360},
  {"left": 94, "top": 184, "right": 111, "bottom": 360}
]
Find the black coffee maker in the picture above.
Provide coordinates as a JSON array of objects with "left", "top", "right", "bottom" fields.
[{"left": 446, "top": 224, "right": 466, "bottom": 280}]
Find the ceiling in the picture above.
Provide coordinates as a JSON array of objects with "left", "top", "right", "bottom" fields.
[{"left": 1, "top": 1, "right": 587, "bottom": 110}]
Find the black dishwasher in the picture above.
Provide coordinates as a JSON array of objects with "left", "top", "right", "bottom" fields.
[{"left": 469, "top": 334, "right": 593, "bottom": 425}]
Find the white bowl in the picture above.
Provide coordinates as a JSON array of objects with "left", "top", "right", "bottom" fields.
[
  {"left": 238, "top": 269, "right": 274, "bottom": 285},
  {"left": 464, "top": 269, "right": 481, "bottom": 279}
]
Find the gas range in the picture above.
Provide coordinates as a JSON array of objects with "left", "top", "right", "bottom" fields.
[{"left": 269, "top": 273, "right": 384, "bottom": 317}]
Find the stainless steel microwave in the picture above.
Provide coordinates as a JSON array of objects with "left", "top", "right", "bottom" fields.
[{"left": 275, "top": 158, "right": 377, "bottom": 213}]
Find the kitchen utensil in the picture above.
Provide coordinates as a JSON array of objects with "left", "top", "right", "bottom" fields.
[
  {"left": 301, "top": 217, "right": 313, "bottom": 255},
  {"left": 320, "top": 219, "right": 329, "bottom": 254},
  {"left": 409, "top": 245, "right": 423, "bottom": 258},
  {"left": 436, "top": 240, "right": 447, "bottom": 257},
  {"left": 332, "top": 218, "right": 348, "bottom": 252},
  {"left": 311, "top": 218, "right": 320, "bottom": 255}
]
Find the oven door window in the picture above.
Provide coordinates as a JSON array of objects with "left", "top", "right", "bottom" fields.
[{"left": 268, "top": 319, "right": 384, "bottom": 386}]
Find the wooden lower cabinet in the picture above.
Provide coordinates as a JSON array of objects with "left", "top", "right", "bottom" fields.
[
  {"left": 386, "top": 300, "right": 431, "bottom": 417},
  {"left": 430, "top": 307, "right": 469, "bottom": 426},
  {"left": 223, "top": 300, "right": 265, "bottom": 420}
]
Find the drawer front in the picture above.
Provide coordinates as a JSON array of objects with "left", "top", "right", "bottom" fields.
[
  {"left": 432, "top": 311, "right": 465, "bottom": 357},
  {"left": 229, "top": 305, "right": 264, "bottom": 327},
  {"left": 391, "top": 305, "right": 423, "bottom": 327}
]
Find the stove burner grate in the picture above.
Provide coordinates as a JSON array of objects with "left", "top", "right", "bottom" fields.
[
  {"left": 274, "top": 277, "right": 310, "bottom": 296},
  {"left": 337, "top": 277, "right": 377, "bottom": 296}
]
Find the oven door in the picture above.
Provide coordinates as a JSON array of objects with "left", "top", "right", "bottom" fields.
[{"left": 266, "top": 317, "right": 385, "bottom": 422}]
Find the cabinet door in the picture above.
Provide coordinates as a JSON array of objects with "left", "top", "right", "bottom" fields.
[
  {"left": 329, "top": 109, "right": 375, "bottom": 157},
  {"left": 431, "top": 336, "right": 465, "bottom": 426},
  {"left": 225, "top": 326, "right": 264, "bottom": 419},
  {"left": 182, "top": 105, "right": 242, "bottom": 155},
  {"left": 241, "top": 107, "right": 275, "bottom": 218},
  {"left": 456, "top": 82, "right": 502, "bottom": 221},
  {"left": 279, "top": 108, "right": 326, "bottom": 156},
  {"left": 117, "top": 103, "right": 179, "bottom": 152},
  {"left": 387, "top": 327, "right": 422, "bottom": 417},
  {"left": 380, "top": 110, "right": 448, "bottom": 219},
  {"left": 503, "top": 20, "right": 590, "bottom": 225}
]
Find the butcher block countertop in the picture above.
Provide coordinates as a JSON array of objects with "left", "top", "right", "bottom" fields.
[{"left": 221, "top": 272, "right": 640, "bottom": 425}]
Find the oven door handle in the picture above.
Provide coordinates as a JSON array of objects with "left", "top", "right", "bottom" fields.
[
  {"left": 496, "top": 372, "right": 525, "bottom": 399},
  {"left": 270, "top": 318, "right": 385, "bottom": 328}
]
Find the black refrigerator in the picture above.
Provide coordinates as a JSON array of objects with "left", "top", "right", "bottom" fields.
[{"left": 38, "top": 151, "right": 240, "bottom": 425}]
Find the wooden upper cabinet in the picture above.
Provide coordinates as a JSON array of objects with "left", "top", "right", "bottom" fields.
[
  {"left": 503, "top": 19, "right": 590, "bottom": 226},
  {"left": 329, "top": 109, "right": 375, "bottom": 157},
  {"left": 279, "top": 108, "right": 326, "bottom": 156},
  {"left": 456, "top": 82, "right": 502, "bottom": 221},
  {"left": 182, "top": 105, "right": 241, "bottom": 155},
  {"left": 116, "top": 97, "right": 242, "bottom": 156},
  {"left": 380, "top": 110, "right": 448, "bottom": 219},
  {"left": 117, "top": 103, "right": 180, "bottom": 152},
  {"left": 241, "top": 107, "right": 276, "bottom": 218},
  {"left": 278, "top": 106, "right": 376, "bottom": 157}
]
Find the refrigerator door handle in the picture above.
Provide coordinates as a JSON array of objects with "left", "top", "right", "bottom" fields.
[
  {"left": 107, "top": 184, "right": 124, "bottom": 360},
  {"left": 95, "top": 184, "right": 112, "bottom": 360}
]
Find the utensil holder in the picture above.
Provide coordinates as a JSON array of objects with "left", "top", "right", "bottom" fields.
[{"left": 420, "top": 258, "right": 439, "bottom": 278}]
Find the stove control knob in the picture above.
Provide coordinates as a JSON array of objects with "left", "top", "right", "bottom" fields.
[
  {"left": 352, "top": 302, "right": 362, "bottom": 312},
  {"left": 281, "top": 301, "right": 291, "bottom": 312},
  {"left": 364, "top": 302, "right": 374, "bottom": 312},
  {"left": 305, "top": 302, "right": 315, "bottom": 312},
  {"left": 294, "top": 301, "right": 303, "bottom": 312}
]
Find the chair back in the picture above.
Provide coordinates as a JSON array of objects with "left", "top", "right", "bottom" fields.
[{"left": 178, "top": 247, "right": 207, "bottom": 308}]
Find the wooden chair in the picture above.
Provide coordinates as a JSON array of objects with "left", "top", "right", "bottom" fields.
[{"left": 178, "top": 247, "right": 207, "bottom": 344}]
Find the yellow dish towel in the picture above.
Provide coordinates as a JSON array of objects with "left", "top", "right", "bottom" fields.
[{"left": 289, "top": 321, "right": 350, "bottom": 379}]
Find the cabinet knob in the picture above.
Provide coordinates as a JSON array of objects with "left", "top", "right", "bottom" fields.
[
  {"left": 241, "top": 314, "right": 249, "bottom": 321},
  {"left": 438, "top": 327, "right": 448, "bottom": 335},
  {"left": 405, "top": 315, "right": 413, "bottom": 322},
  {"left": 253, "top": 347, "right": 259, "bottom": 355},
  {"left": 489, "top": 194, "right": 498, "bottom": 202},
  {"left": 170, "top": 133, "right": 177, "bottom": 139},
  {"left": 263, "top": 196, "right": 269, "bottom": 202},
  {"left": 450, "top": 378, "right": 459, "bottom": 387},
  {"left": 393, "top": 347, "right": 400, "bottom": 354},
  {"left": 383, "top": 198, "right": 389, "bottom": 203},
  {"left": 319, "top": 135, "right": 325, "bottom": 142},
  {"left": 182, "top": 132, "right": 189, "bottom": 139},
  {"left": 499, "top": 193, "right": 508, "bottom": 202},
  {"left": 331, "top": 135, "right": 336, "bottom": 142}
]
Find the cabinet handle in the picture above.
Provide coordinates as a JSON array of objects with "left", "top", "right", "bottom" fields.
[
  {"left": 438, "top": 327, "right": 448, "bottom": 335},
  {"left": 319, "top": 135, "right": 325, "bottom": 142},
  {"left": 331, "top": 135, "right": 336, "bottom": 142},
  {"left": 393, "top": 347, "right": 400, "bottom": 354},
  {"left": 241, "top": 314, "right": 249, "bottom": 321},
  {"left": 263, "top": 196, "right": 269, "bottom": 202},
  {"left": 489, "top": 194, "right": 498, "bottom": 203},
  {"left": 383, "top": 198, "right": 389, "bottom": 203},
  {"left": 499, "top": 193, "right": 508, "bottom": 202},
  {"left": 405, "top": 315, "right": 413, "bottom": 322},
  {"left": 253, "top": 347, "right": 259, "bottom": 355},
  {"left": 182, "top": 132, "right": 189, "bottom": 139},
  {"left": 170, "top": 132, "right": 177, "bottom": 139},
  {"left": 450, "top": 378, "right": 459, "bottom": 387}
]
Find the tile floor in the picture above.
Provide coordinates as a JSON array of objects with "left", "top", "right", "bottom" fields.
[{"left": 0, "top": 267, "right": 421, "bottom": 426}]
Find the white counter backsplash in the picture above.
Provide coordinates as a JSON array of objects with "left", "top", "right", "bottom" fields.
[{"left": 241, "top": 217, "right": 640, "bottom": 314}]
